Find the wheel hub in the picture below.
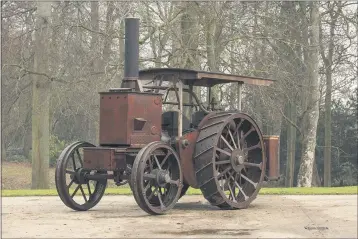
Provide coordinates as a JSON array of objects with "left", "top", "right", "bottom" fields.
[
  {"left": 70, "top": 168, "right": 87, "bottom": 184},
  {"left": 156, "top": 170, "right": 171, "bottom": 187},
  {"left": 231, "top": 148, "right": 247, "bottom": 172}
]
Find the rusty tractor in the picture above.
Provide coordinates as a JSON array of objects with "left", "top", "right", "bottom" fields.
[{"left": 55, "top": 18, "right": 280, "bottom": 215}]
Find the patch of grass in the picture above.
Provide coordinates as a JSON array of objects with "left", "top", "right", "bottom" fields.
[
  {"left": 2, "top": 162, "right": 357, "bottom": 197},
  {"left": 2, "top": 186, "right": 356, "bottom": 197},
  {"left": 1, "top": 162, "right": 118, "bottom": 190},
  {"left": 258, "top": 186, "right": 357, "bottom": 195}
]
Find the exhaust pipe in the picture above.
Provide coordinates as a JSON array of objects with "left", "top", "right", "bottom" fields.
[{"left": 121, "top": 17, "right": 142, "bottom": 91}]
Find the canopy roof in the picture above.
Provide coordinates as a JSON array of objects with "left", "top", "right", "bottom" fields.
[{"left": 139, "top": 68, "right": 274, "bottom": 87}]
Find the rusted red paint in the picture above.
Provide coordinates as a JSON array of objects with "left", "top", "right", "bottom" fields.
[
  {"left": 83, "top": 147, "right": 127, "bottom": 171},
  {"left": 99, "top": 91, "right": 162, "bottom": 147},
  {"left": 263, "top": 135, "right": 280, "bottom": 180},
  {"left": 178, "top": 130, "right": 200, "bottom": 188}
]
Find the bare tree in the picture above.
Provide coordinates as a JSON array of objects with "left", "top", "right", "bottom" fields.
[
  {"left": 31, "top": 1, "right": 52, "bottom": 189},
  {"left": 297, "top": 2, "right": 321, "bottom": 187}
]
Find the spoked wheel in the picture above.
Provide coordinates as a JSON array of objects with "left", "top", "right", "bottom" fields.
[
  {"left": 131, "top": 141, "right": 183, "bottom": 215},
  {"left": 194, "top": 112, "right": 266, "bottom": 209},
  {"left": 55, "top": 141, "right": 107, "bottom": 211}
]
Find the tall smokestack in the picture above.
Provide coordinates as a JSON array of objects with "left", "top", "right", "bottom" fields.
[{"left": 121, "top": 17, "right": 141, "bottom": 91}]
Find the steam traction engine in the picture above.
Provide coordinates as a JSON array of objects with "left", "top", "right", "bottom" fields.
[{"left": 55, "top": 18, "right": 280, "bottom": 215}]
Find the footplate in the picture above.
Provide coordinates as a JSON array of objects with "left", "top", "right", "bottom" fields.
[{"left": 83, "top": 147, "right": 127, "bottom": 171}]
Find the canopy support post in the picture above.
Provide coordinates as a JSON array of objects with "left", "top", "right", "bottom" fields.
[{"left": 237, "top": 82, "right": 243, "bottom": 111}]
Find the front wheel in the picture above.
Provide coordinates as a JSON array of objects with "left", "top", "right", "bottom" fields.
[
  {"left": 131, "top": 141, "right": 183, "bottom": 215},
  {"left": 55, "top": 141, "right": 107, "bottom": 211}
]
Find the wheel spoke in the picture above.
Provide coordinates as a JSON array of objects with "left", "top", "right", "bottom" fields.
[
  {"left": 227, "top": 129, "right": 237, "bottom": 149},
  {"left": 215, "top": 147, "right": 232, "bottom": 157},
  {"left": 169, "top": 179, "right": 180, "bottom": 186},
  {"left": 153, "top": 155, "right": 162, "bottom": 170},
  {"left": 240, "top": 126, "right": 255, "bottom": 144},
  {"left": 228, "top": 182, "right": 237, "bottom": 202},
  {"left": 87, "top": 182, "right": 92, "bottom": 196},
  {"left": 215, "top": 153, "right": 220, "bottom": 159},
  {"left": 220, "top": 135, "right": 234, "bottom": 151},
  {"left": 157, "top": 188, "right": 165, "bottom": 209},
  {"left": 66, "top": 170, "right": 75, "bottom": 175},
  {"left": 234, "top": 120, "right": 244, "bottom": 150},
  {"left": 246, "top": 142, "right": 261, "bottom": 151},
  {"left": 149, "top": 157, "right": 154, "bottom": 171},
  {"left": 79, "top": 185, "right": 87, "bottom": 202},
  {"left": 219, "top": 177, "right": 224, "bottom": 189},
  {"left": 148, "top": 186, "right": 158, "bottom": 200},
  {"left": 240, "top": 173, "right": 258, "bottom": 189},
  {"left": 160, "top": 151, "right": 172, "bottom": 167},
  {"left": 243, "top": 162, "right": 262, "bottom": 170},
  {"left": 216, "top": 160, "right": 231, "bottom": 165},
  {"left": 217, "top": 167, "right": 231, "bottom": 179},
  {"left": 71, "top": 184, "right": 81, "bottom": 198},
  {"left": 143, "top": 173, "right": 156, "bottom": 180},
  {"left": 233, "top": 172, "right": 239, "bottom": 197},
  {"left": 71, "top": 154, "right": 76, "bottom": 170},
  {"left": 67, "top": 178, "right": 75, "bottom": 189},
  {"left": 144, "top": 182, "right": 151, "bottom": 192},
  {"left": 234, "top": 120, "right": 244, "bottom": 136},
  {"left": 230, "top": 175, "right": 249, "bottom": 200},
  {"left": 76, "top": 149, "right": 83, "bottom": 166}
]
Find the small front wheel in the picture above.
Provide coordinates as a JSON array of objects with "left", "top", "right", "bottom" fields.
[
  {"left": 131, "top": 141, "right": 183, "bottom": 215},
  {"left": 55, "top": 141, "right": 107, "bottom": 211}
]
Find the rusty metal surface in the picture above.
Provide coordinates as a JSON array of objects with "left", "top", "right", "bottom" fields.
[
  {"left": 193, "top": 112, "right": 267, "bottom": 209},
  {"left": 263, "top": 135, "right": 280, "bottom": 180},
  {"left": 178, "top": 130, "right": 200, "bottom": 188},
  {"left": 83, "top": 147, "right": 127, "bottom": 171},
  {"left": 138, "top": 68, "right": 274, "bottom": 87},
  {"left": 176, "top": 111, "right": 221, "bottom": 188},
  {"left": 99, "top": 92, "right": 162, "bottom": 147}
]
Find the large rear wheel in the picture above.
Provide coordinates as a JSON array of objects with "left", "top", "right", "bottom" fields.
[{"left": 194, "top": 112, "right": 266, "bottom": 209}]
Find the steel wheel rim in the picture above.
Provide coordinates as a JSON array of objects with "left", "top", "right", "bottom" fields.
[
  {"left": 213, "top": 114, "right": 266, "bottom": 208},
  {"left": 55, "top": 142, "right": 107, "bottom": 210},
  {"left": 132, "top": 142, "right": 183, "bottom": 215}
]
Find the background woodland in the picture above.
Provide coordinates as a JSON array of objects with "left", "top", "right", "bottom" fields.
[{"left": 1, "top": 1, "right": 357, "bottom": 189}]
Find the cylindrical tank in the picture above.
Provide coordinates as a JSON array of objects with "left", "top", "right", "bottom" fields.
[{"left": 263, "top": 135, "right": 280, "bottom": 180}]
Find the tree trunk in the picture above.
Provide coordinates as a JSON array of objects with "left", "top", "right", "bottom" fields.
[
  {"left": 312, "top": 159, "right": 322, "bottom": 186},
  {"left": 31, "top": 1, "right": 52, "bottom": 189},
  {"left": 285, "top": 101, "right": 297, "bottom": 187},
  {"left": 297, "top": 2, "right": 320, "bottom": 187},
  {"left": 103, "top": 1, "right": 115, "bottom": 68},
  {"left": 23, "top": 109, "right": 32, "bottom": 159},
  {"left": 180, "top": 2, "right": 200, "bottom": 118},
  {"left": 1, "top": 140, "right": 5, "bottom": 161},
  {"left": 321, "top": 3, "right": 341, "bottom": 187},
  {"left": 89, "top": 1, "right": 99, "bottom": 144},
  {"left": 324, "top": 68, "right": 332, "bottom": 187}
]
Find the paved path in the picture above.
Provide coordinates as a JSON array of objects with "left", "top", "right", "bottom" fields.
[{"left": 2, "top": 195, "right": 357, "bottom": 238}]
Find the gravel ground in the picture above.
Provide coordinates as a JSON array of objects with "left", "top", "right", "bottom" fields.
[{"left": 2, "top": 195, "right": 357, "bottom": 238}]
